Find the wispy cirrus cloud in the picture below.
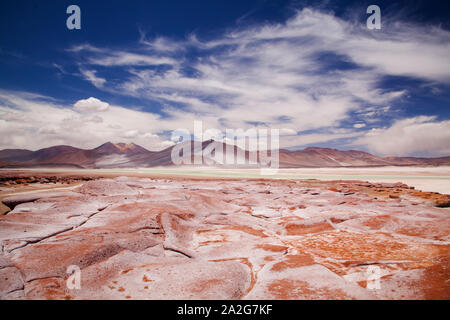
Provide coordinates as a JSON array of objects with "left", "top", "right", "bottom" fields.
[
  {"left": 79, "top": 68, "right": 106, "bottom": 89},
  {"left": 69, "top": 44, "right": 177, "bottom": 67},
  {"left": 2, "top": 7, "right": 450, "bottom": 156},
  {"left": 73, "top": 8, "right": 419, "bottom": 136}
]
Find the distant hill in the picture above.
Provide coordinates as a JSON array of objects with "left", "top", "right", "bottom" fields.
[
  {"left": 0, "top": 141, "right": 449, "bottom": 169},
  {"left": 278, "top": 147, "right": 450, "bottom": 167},
  {"left": 0, "top": 142, "right": 152, "bottom": 168}
]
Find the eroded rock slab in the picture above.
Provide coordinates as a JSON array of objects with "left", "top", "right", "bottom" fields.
[{"left": 0, "top": 176, "right": 449, "bottom": 299}]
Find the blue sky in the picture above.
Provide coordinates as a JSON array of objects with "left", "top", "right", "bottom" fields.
[{"left": 0, "top": 0, "right": 449, "bottom": 156}]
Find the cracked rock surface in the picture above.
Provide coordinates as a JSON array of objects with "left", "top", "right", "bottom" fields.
[{"left": 0, "top": 176, "right": 449, "bottom": 299}]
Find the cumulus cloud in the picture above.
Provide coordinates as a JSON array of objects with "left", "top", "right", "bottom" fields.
[
  {"left": 353, "top": 116, "right": 450, "bottom": 156},
  {"left": 0, "top": 91, "right": 174, "bottom": 151},
  {"left": 123, "top": 130, "right": 139, "bottom": 139},
  {"left": 74, "top": 97, "right": 110, "bottom": 112}
]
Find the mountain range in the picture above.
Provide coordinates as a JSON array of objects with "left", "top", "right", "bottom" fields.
[{"left": 0, "top": 141, "right": 449, "bottom": 169}]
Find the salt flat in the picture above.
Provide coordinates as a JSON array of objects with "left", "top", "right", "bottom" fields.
[{"left": 5, "top": 166, "right": 448, "bottom": 194}]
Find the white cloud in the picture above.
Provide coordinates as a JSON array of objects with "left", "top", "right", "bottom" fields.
[
  {"left": 199, "top": 9, "right": 450, "bottom": 83},
  {"left": 160, "top": 140, "right": 175, "bottom": 148},
  {"left": 353, "top": 116, "right": 450, "bottom": 156},
  {"left": 280, "top": 130, "right": 362, "bottom": 149},
  {"left": 280, "top": 128, "right": 297, "bottom": 135},
  {"left": 79, "top": 69, "right": 106, "bottom": 88},
  {"left": 74, "top": 97, "right": 110, "bottom": 112},
  {"left": 68, "top": 44, "right": 103, "bottom": 53},
  {"left": 88, "top": 52, "right": 175, "bottom": 67},
  {"left": 141, "top": 36, "right": 184, "bottom": 53},
  {"left": 73, "top": 7, "right": 449, "bottom": 139},
  {"left": 123, "top": 130, "right": 139, "bottom": 138},
  {"left": 2, "top": 8, "right": 450, "bottom": 155},
  {"left": 71, "top": 44, "right": 176, "bottom": 66},
  {"left": 0, "top": 91, "right": 175, "bottom": 151},
  {"left": 86, "top": 115, "right": 103, "bottom": 123}
]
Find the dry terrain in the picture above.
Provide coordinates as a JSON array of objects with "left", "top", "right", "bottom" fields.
[{"left": 0, "top": 170, "right": 449, "bottom": 299}]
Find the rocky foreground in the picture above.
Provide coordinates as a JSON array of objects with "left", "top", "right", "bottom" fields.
[{"left": 0, "top": 175, "right": 449, "bottom": 300}]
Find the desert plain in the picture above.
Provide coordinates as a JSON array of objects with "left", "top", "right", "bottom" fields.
[{"left": 0, "top": 167, "right": 449, "bottom": 300}]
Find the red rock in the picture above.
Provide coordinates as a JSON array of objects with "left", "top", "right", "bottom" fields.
[{"left": 0, "top": 175, "right": 448, "bottom": 300}]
